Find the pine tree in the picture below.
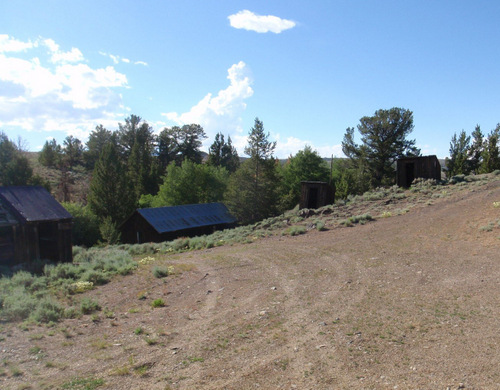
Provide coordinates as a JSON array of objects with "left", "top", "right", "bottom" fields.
[
  {"left": 88, "top": 143, "right": 135, "bottom": 224},
  {"left": 39, "top": 138, "right": 62, "bottom": 168},
  {"left": 342, "top": 108, "right": 419, "bottom": 188},
  {"left": 446, "top": 130, "right": 471, "bottom": 177},
  {"left": 226, "top": 118, "right": 279, "bottom": 224},
  {"left": 468, "top": 125, "right": 484, "bottom": 174},
  {"left": 480, "top": 126, "right": 500, "bottom": 173},
  {"left": 208, "top": 132, "right": 240, "bottom": 173}
]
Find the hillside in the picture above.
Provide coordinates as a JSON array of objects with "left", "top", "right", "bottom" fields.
[{"left": 1, "top": 174, "right": 499, "bottom": 389}]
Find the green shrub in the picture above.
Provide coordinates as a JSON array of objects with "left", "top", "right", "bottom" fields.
[
  {"left": 151, "top": 299, "right": 165, "bottom": 308},
  {"left": 30, "top": 298, "right": 65, "bottom": 323},
  {"left": 282, "top": 226, "right": 306, "bottom": 236},
  {"left": 99, "top": 217, "right": 121, "bottom": 245},
  {"left": 314, "top": 220, "right": 327, "bottom": 231},
  {"left": 172, "top": 237, "right": 190, "bottom": 252},
  {"left": 1, "top": 288, "right": 37, "bottom": 321},
  {"left": 80, "top": 270, "right": 110, "bottom": 286},
  {"left": 152, "top": 266, "right": 172, "bottom": 278},
  {"left": 80, "top": 298, "right": 101, "bottom": 315}
]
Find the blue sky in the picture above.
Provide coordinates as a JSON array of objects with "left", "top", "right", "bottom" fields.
[{"left": 1, "top": 1, "right": 500, "bottom": 158}]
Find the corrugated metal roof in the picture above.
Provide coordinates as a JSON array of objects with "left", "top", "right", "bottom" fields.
[
  {"left": 137, "top": 203, "right": 236, "bottom": 234},
  {"left": 0, "top": 186, "right": 72, "bottom": 223}
]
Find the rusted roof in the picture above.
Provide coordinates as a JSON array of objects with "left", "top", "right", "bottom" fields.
[
  {"left": 0, "top": 186, "right": 72, "bottom": 223},
  {"left": 136, "top": 203, "right": 236, "bottom": 234}
]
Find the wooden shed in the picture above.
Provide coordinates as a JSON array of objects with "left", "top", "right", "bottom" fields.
[
  {"left": 120, "top": 202, "right": 237, "bottom": 244},
  {"left": 0, "top": 186, "right": 73, "bottom": 266},
  {"left": 396, "top": 155, "right": 442, "bottom": 187},
  {"left": 299, "top": 181, "right": 335, "bottom": 209}
]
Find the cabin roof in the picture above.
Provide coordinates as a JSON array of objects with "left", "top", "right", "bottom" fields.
[
  {"left": 0, "top": 186, "right": 72, "bottom": 223},
  {"left": 134, "top": 202, "right": 236, "bottom": 234}
]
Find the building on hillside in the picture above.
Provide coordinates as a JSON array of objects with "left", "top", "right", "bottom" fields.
[
  {"left": 120, "top": 202, "right": 237, "bottom": 244},
  {"left": 0, "top": 186, "right": 73, "bottom": 266},
  {"left": 396, "top": 155, "right": 442, "bottom": 187},
  {"left": 299, "top": 181, "right": 335, "bottom": 209}
]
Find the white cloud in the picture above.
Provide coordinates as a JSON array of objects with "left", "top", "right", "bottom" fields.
[
  {"left": 42, "top": 38, "right": 83, "bottom": 63},
  {"left": 228, "top": 10, "right": 296, "bottom": 33},
  {"left": 100, "top": 51, "right": 148, "bottom": 66},
  {"left": 163, "top": 61, "right": 253, "bottom": 145},
  {"left": 273, "top": 134, "right": 343, "bottom": 158},
  {"left": 0, "top": 34, "right": 37, "bottom": 52},
  {"left": 0, "top": 35, "right": 128, "bottom": 140}
]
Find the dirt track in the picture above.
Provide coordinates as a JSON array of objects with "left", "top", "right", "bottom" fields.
[{"left": 1, "top": 179, "right": 500, "bottom": 389}]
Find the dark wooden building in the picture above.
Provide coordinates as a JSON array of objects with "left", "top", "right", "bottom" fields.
[
  {"left": 0, "top": 186, "right": 73, "bottom": 266},
  {"left": 120, "top": 203, "right": 237, "bottom": 244},
  {"left": 299, "top": 181, "right": 335, "bottom": 209},
  {"left": 396, "top": 155, "right": 442, "bottom": 187}
]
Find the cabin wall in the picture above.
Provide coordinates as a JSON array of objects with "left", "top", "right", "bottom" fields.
[
  {"left": 300, "top": 182, "right": 335, "bottom": 209},
  {"left": 397, "top": 156, "right": 441, "bottom": 187},
  {"left": 1, "top": 220, "right": 73, "bottom": 266}
]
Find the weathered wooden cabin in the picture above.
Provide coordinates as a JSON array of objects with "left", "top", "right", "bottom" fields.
[
  {"left": 396, "top": 155, "right": 442, "bottom": 187},
  {"left": 120, "top": 203, "right": 237, "bottom": 244},
  {"left": 299, "top": 181, "right": 335, "bottom": 209},
  {"left": 0, "top": 186, "right": 73, "bottom": 266}
]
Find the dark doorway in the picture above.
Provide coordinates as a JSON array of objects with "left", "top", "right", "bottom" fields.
[
  {"left": 38, "top": 222, "right": 59, "bottom": 260},
  {"left": 405, "top": 163, "right": 415, "bottom": 187},
  {"left": 0, "top": 226, "right": 15, "bottom": 265},
  {"left": 307, "top": 188, "right": 319, "bottom": 209}
]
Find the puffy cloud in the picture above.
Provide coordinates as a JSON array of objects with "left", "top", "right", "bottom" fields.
[
  {"left": 0, "top": 34, "right": 37, "bottom": 52},
  {"left": 0, "top": 35, "right": 128, "bottom": 139},
  {"left": 163, "top": 61, "right": 253, "bottom": 144},
  {"left": 42, "top": 38, "right": 83, "bottom": 63},
  {"left": 228, "top": 10, "right": 296, "bottom": 34}
]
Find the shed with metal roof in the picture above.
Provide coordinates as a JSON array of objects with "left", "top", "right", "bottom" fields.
[
  {"left": 0, "top": 186, "right": 73, "bottom": 266},
  {"left": 119, "top": 203, "right": 237, "bottom": 244}
]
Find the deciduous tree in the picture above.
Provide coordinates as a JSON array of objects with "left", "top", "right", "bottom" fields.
[{"left": 279, "top": 146, "right": 330, "bottom": 210}]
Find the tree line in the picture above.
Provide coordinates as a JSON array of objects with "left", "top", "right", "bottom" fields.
[{"left": 2, "top": 107, "right": 499, "bottom": 247}]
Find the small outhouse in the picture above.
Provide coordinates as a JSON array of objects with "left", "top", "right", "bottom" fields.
[
  {"left": 396, "top": 155, "right": 441, "bottom": 187},
  {"left": 299, "top": 181, "right": 335, "bottom": 209}
]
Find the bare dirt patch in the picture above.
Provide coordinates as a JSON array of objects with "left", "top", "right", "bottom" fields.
[{"left": 1, "top": 178, "right": 500, "bottom": 389}]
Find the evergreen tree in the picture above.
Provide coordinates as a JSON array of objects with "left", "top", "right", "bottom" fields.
[
  {"left": 208, "top": 132, "right": 240, "bottom": 173},
  {"left": 62, "top": 135, "right": 84, "bottom": 169},
  {"left": 117, "top": 115, "right": 159, "bottom": 197},
  {"left": 480, "top": 126, "right": 500, "bottom": 173},
  {"left": 39, "top": 138, "right": 62, "bottom": 168},
  {"left": 84, "top": 125, "right": 116, "bottom": 170},
  {"left": 468, "top": 125, "right": 484, "bottom": 174},
  {"left": 157, "top": 124, "right": 207, "bottom": 168},
  {"left": 88, "top": 143, "right": 135, "bottom": 225},
  {"left": 342, "top": 108, "right": 420, "bottom": 188},
  {"left": 445, "top": 130, "right": 471, "bottom": 177},
  {"left": 226, "top": 118, "right": 279, "bottom": 224}
]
